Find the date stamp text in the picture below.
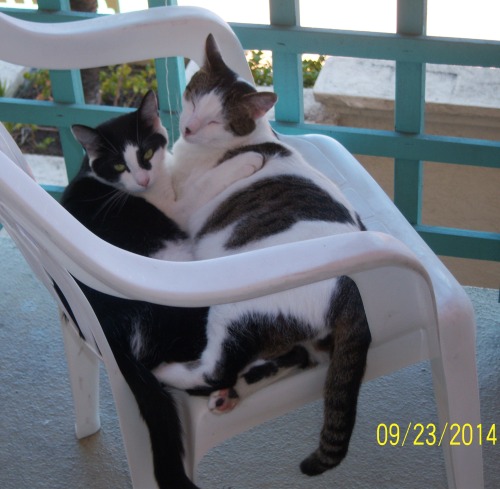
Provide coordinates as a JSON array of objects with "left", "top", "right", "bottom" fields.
[{"left": 376, "top": 423, "right": 497, "bottom": 447}]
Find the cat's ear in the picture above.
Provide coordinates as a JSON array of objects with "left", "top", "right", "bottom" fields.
[
  {"left": 138, "top": 90, "right": 161, "bottom": 128},
  {"left": 204, "top": 34, "right": 227, "bottom": 73},
  {"left": 71, "top": 125, "right": 101, "bottom": 157},
  {"left": 242, "top": 92, "right": 278, "bottom": 119}
]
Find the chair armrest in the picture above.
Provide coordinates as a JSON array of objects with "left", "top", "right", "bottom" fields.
[
  {"left": 0, "top": 150, "right": 431, "bottom": 308},
  {"left": 0, "top": 123, "right": 35, "bottom": 179}
]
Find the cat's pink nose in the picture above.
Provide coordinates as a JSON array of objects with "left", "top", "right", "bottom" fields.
[
  {"left": 138, "top": 175, "right": 150, "bottom": 188},
  {"left": 184, "top": 126, "right": 192, "bottom": 136}
]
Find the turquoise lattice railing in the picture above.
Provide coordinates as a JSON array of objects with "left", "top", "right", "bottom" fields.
[{"left": 0, "top": 0, "right": 499, "bottom": 264}]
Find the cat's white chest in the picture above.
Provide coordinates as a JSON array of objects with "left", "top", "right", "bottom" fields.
[{"left": 150, "top": 240, "right": 193, "bottom": 261}]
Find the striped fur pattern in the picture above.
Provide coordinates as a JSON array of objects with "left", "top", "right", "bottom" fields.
[
  {"left": 196, "top": 174, "right": 358, "bottom": 249},
  {"left": 154, "top": 35, "right": 372, "bottom": 476}
]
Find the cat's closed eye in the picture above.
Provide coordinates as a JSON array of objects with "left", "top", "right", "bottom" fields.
[{"left": 114, "top": 163, "right": 127, "bottom": 172}]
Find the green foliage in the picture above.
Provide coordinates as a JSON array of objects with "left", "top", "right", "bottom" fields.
[
  {"left": 247, "top": 51, "right": 326, "bottom": 88},
  {"left": 99, "top": 61, "right": 158, "bottom": 106},
  {"left": 302, "top": 55, "right": 326, "bottom": 88},
  {"left": 35, "top": 135, "right": 56, "bottom": 152},
  {"left": 2, "top": 121, "right": 19, "bottom": 133},
  {"left": 21, "top": 62, "right": 158, "bottom": 107},
  {"left": 23, "top": 69, "right": 52, "bottom": 100},
  {"left": 10, "top": 63, "right": 158, "bottom": 155},
  {"left": 247, "top": 50, "right": 274, "bottom": 86},
  {"left": 6, "top": 122, "right": 57, "bottom": 154},
  {"left": 0, "top": 79, "right": 7, "bottom": 97}
]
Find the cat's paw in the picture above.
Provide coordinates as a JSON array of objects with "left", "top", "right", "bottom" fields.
[
  {"left": 227, "top": 151, "right": 264, "bottom": 178},
  {"left": 152, "top": 361, "right": 204, "bottom": 389},
  {"left": 244, "top": 152, "right": 265, "bottom": 174},
  {"left": 208, "top": 388, "right": 240, "bottom": 414}
]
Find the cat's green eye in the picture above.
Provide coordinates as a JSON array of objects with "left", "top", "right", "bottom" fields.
[
  {"left": 114, "top": 163, "right": 127, "bottom": 173},
  {"left": 143, "top": 149, "right": 154, "bottom": 161}
]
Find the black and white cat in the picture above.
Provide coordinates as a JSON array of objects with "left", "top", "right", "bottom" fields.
[
  {"left": 61, "top": 91, "right": 263, "bottom": 489},
  {"left": 153, "top": 35, "right": 372, "bottom": 476}
]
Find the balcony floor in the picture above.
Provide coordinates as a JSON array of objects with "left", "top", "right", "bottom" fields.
[{"left": 0, "top": 233, "right": 498, "bottom": 489}]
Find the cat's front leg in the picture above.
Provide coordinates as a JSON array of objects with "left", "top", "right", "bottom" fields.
[
  {"left": 182, "top": 152, "right": 263, "bottom": 207},
  {"left": 171, "top": 151, "right": 264, "bottom": 226},
  {"left": 153, "top": 360, "right": 208, "bottom": 390},
  {"left": 214, "top": 150, "right": 265, "bottom": 183},
  {"left": 153, "top": 334, "right": 234, "bottom": 391}
]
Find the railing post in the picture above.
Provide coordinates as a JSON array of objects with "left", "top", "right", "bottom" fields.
[
  {"left": 148, "top": 0, "right": 185, "bottom": 144},
  {"left": 394, "top": 0, "right": 427, "bottom": 225},
  {"left": 38, "top": 0, "right": 85, "bottom": 183},
  {"left": 269, "top": 0, "right": 303, "bottom": 123},
  {"left": 37, "top": 0, "right": 71, "bottom": 10}
]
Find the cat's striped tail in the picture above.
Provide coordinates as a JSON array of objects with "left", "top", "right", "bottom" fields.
[{"left": 300, "top": 276, "right": 371, "bottom": 476}]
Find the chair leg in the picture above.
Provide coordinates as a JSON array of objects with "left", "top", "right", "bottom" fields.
[
  {"left": 59, "top": 309, "right": 101, "bottom": 439},
  {"left": 104, "top": 358, "right": 159, "bottom": 489},
  {"left": 430, "top": 300, "right": 484, "bottom": 489},
  {"left": 175, "top": 391, "right": 198, "bottom": 481}
]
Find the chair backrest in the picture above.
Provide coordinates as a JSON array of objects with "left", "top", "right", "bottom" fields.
[{"left": 0, "top": 7, "right": 252, "bottom": 79}]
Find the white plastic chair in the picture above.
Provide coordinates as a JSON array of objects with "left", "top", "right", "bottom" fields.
[{"left": 0, "top": 6, "right": 483, "bottom": 489}]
